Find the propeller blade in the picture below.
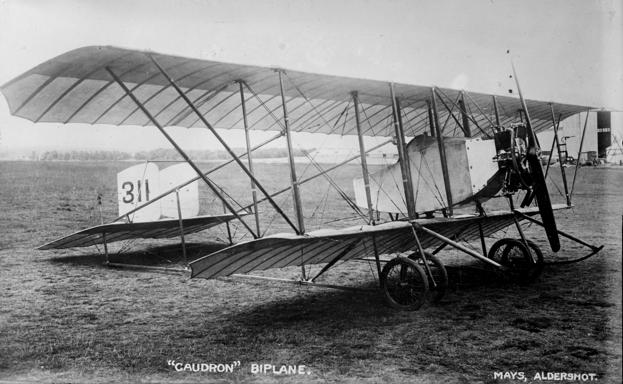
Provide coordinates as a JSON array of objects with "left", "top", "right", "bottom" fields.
[
  {"left": 527, "top": 154, "right": 561, "bottom": 251},
  {"left": 511, "top": 61, "right": 561, "bottom": 251},
  {"left": 520, "top": 189, "right": 535, "bottom": 207}
]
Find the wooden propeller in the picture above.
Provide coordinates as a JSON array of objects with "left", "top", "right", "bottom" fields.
[{"left": 511, "top": 61, "right": 561, "bottom": 252}]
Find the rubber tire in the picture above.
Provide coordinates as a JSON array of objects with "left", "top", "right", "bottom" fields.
[
  {"left": 381, "top": 257, "right": 429, "bottom": 311},
  {"left": 409, "top": 252, "right": 448, "bottom": 303},
  {"left": 488, "top": 238, "right": 543, "bottom": 284}
]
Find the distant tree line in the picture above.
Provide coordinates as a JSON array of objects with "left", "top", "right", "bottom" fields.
[
  {"left": 33, "top": 147, "right": 312, "bottom": 161},
  {"left": 38, "top": 150, "right": 132, "bottom": 161}
]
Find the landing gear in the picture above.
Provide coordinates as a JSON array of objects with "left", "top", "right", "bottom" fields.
[
  {"left": 408, "top": 251, "right": 448, "bottom": 303},
  {"left": 380, "top": 257, "right": 429, "bottom": 311},
  {"left": 488, "top": 238, "right": 544, "bottom": 283}
]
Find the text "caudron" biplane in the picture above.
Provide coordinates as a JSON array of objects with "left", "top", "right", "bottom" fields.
[{"left": 1, "top": 46, "right": 603, "bottom": 310}]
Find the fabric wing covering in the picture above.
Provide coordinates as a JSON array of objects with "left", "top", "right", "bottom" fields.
[
  {"left": 190, "top": 206, "right": 566, "bottom": 279},
  {"left": 1, "top": 46, "right": 591, "bottom": 139},
  {"left": 38, "top": 214, "right": 240, "bottom": 250}
]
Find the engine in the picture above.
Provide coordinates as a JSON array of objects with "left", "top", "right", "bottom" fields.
[{"left": 493, "top": 123, "right": 536, "bottom": 195}]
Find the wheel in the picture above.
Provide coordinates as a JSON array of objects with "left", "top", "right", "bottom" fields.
[
  {"left": 488, "top": 238, "right": 543, "bottom": 283},
  {"left": 381, "top": 257, "right": 429, "bottom": 311},
  {"left": 408, "top": 251, "right": 448, "bottom": 303}
]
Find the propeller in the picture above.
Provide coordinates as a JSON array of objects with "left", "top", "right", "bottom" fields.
[{"left": 511, "top": 61, "right": 561, "bottom": 252}]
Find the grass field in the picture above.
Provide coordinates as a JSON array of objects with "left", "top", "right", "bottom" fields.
[{"left": 0, "top": 160, "right": 621, "bottom": 383}]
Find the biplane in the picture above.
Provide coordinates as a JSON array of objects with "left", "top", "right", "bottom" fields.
[{"left": 1, "top": 46, "right": 603, "bottom": 310}]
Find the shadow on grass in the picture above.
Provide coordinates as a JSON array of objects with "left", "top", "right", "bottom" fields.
[
  {"left": 204, "top": 261, "right": 613, "bottom": 379},
  {"left": 45, "top": 241, "right": 229, "bottom": 268}
]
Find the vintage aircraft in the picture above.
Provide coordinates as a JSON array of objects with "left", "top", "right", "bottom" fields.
[{"left": 1, "top": 46, "right": 603, "bottom": 310}]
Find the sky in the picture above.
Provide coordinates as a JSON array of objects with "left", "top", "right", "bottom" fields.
[{"left": 0, "top": 0, "right": 621, "bottom": 153}]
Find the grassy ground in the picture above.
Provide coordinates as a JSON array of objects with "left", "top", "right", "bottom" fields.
[{"left": 0, "top": 160, "right": 621, "bottom": 383}]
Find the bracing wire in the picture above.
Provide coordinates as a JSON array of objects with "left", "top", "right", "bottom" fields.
[
  {"left": 420, "top": 154, "right": 448, "bottom": 209},
  {"left": 302, "top": 150, "right": 369, "bottom": 222},
  {"left": 373, "top": 155, "right": 408, "bottom": 217}
]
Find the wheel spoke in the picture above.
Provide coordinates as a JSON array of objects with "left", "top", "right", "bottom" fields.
[{"left": 381, "top": 257, "right": 429, "bottom": 310}]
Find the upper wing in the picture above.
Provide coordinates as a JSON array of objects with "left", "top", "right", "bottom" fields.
[{"left": 1, "top": 46, "right": 590, "bottom": 138}]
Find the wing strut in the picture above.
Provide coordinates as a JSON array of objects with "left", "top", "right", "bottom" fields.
[
  {"left": 352, "top": 91, "right": 375, "bottom": 224},
  {"left": 570, "top": 109, "right": 591, "bottom": 200},
  {"left": 105, "top": 67, "right": 259, "bottom": 239},
  {"left": 430, "top": 87, "right": 454, "bottom": 216},
  {"left": 238, "top": 81, "right": 261, "bottom": 235},
  {"left": 276, "top": 70, "right": 306, "bottom": 236},
  {"left": 492, "top": 95, "right": 502, "bottom": 129},
  {"left": 148, "top": 55, "right": 301, "bottom": 235},
  {"left": 414, "top": 223, "right": 504, "bottom": 268},
  {"left": 549, "top": 104, "right": 571, "bottom": 206},
  {"left": 426, "top": 101, "right": 436, "bottom": 137},
  {"left": 389, "top": 83, "right": 417, "bottom": 218},
  {"left": 458, "top": 93, "right": 471, "bottom": 137},
  {"left": 352, "top": 91, "right": 382, "bottom": 278}
]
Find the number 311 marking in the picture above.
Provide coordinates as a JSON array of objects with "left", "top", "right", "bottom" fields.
[{"left": 121, "top": 180, "right": 150, "bottom": 203}]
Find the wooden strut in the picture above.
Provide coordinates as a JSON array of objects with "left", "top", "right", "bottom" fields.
[
  {"left": 549, "top": 104, "right": 571, "bottom": 206},
  {"left": 477, "top": 220, "right": 487, "bottom": 257},
  {"left": 352, "top": 91, "right": 375, "bottom": 224},
  {"left": 276, "top": 70, "right": 306, "bottom": 234},
  {"left": 410, "top": 224, "right": 437, "bottom": 288},
  {"left": 105, "top": 66, "right": 259, "bottom": 239},
  {"left": 276, "top": 69, "right": 306, "bottom": 279},
  {"left": 426, "top": 100, "right": 436, "bottom": 137},
  {"left": 508, "top": 197, "right": 536, "bottom": 263},
  {"left": 544, "top": 113, "right": 563, "bottom": 179},
  {"left": 415, "top": 223, "right": 505, "bottom": 269},
  {"left": 102, "top": 232, "right": 109, "bottom": 264},
  {"left": 175, "top": 189, "right": 188, "bottom": 266},
  {"left": 352, "top": 91, "right": 382, "bottom": 280},
  {"left": 220, "top": 186, "right": 233, "bottom": 245},
  {"left": 148, "top": 55, "right": 300, "bottom": 236},
  {"left": 430, "top": 87, "right": 454, "bottom": 217},
  {"left": 458, "top": 92, "right": 471, "bottom": 137},
  {"left": 311, "top": 239, "right": 361, "bottom": 282},
  {"left": 99, "top": 197, "right": 110, "bottom": 264},
  {"left": 513, "top": 210, "right": 602, "bottom": 252},
  {"left": 570, "top": 109, "right": 591, "bottom": 199},
  {"left": 389, "top": 83, "right": 417, "bottom": 218},
  {"left": 492, "top": 95, "right": 501, "bottom": 130},
  {"left": 430, "top": 221, "right": 472, "bottom": 256},
  {"left": 238, "top": 81, "right": 261, "bottom": 235}
]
